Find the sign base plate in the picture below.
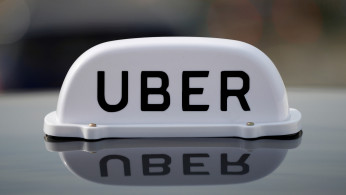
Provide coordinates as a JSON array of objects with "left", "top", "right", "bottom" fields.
[{"left": 44, "top": 108, "right": 301, "bottom": 140}]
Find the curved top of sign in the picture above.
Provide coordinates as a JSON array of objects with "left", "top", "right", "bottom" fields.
[{"left": 44, "top": 37, "right": 301, "bottom": 139}]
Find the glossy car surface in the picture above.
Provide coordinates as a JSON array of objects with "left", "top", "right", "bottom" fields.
[{"left": 0, "top": 88, "right": 345, "bottom": 194}]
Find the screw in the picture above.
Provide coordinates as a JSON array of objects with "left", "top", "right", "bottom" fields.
[
  {"left": 246, "top": 122, "right": 254, "bottom": 126},
  {"left": 89, "top": 123, "right": 97, "bottom": 127}
]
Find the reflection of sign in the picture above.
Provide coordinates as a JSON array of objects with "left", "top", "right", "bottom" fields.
[
  {"left": 46, "top": 135, "right": 302, "bottom": 185},
  {"left": 44, "top": 37, "right": 302, "bottom": 139},
  {"left": 99, "top": 153, "right": 250, "bottom": 177}
]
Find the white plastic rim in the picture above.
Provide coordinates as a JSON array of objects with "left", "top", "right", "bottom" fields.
[
  {"left": 43, "top": 37, "right": 302, "bottom": 139},
  {"left": 44, "top": 108, "right": 301, "bottom": 139},
  {"left": 45, "top": 133, "right": 302, "bottom": 152}
]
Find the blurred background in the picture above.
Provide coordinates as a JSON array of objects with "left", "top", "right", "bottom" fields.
[{"left": 0, "top": 0, "right": 345, "bottom": 92}]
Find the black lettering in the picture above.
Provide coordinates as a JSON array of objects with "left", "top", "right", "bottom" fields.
[
  {"left": 141, "top": 71, "right": 170, "bottom": 111},
  {"left": 100, "top": 155, "right": 131, "bottom": 177},
  {"left": 221, "top": 71, "right": 250, "bottom": 111},
  {"left": 183, "top": 153, "right": 209, "bottom": 175},
  {"left": 97, "top": 71, "right": 128, "bottom": 112},
  {"left": 142, "top": 154, "right": 171, "bottom": 175},
  {"left": 221, "top": 153, "right": 250, "bottom": 175},
  {"left": 182, "top": 71, "right": 209, "bottom": 111}
]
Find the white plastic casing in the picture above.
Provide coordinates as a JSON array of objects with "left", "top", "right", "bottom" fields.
[{"left": 44, "top": 37, "right": 301, "bottom": 139}]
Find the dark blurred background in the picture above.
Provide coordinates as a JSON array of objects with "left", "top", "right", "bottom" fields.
[{"left": 0, "top": 0, "right": 345, "bottom": 92}]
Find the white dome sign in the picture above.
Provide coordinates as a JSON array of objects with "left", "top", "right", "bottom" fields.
[{"left": 44, "top": 37, "right": 301, "bottom": 139}]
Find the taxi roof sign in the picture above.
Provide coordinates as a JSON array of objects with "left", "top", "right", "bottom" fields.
[{"left": 44, "top": 37, "right": 302, "bottom": 139}]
